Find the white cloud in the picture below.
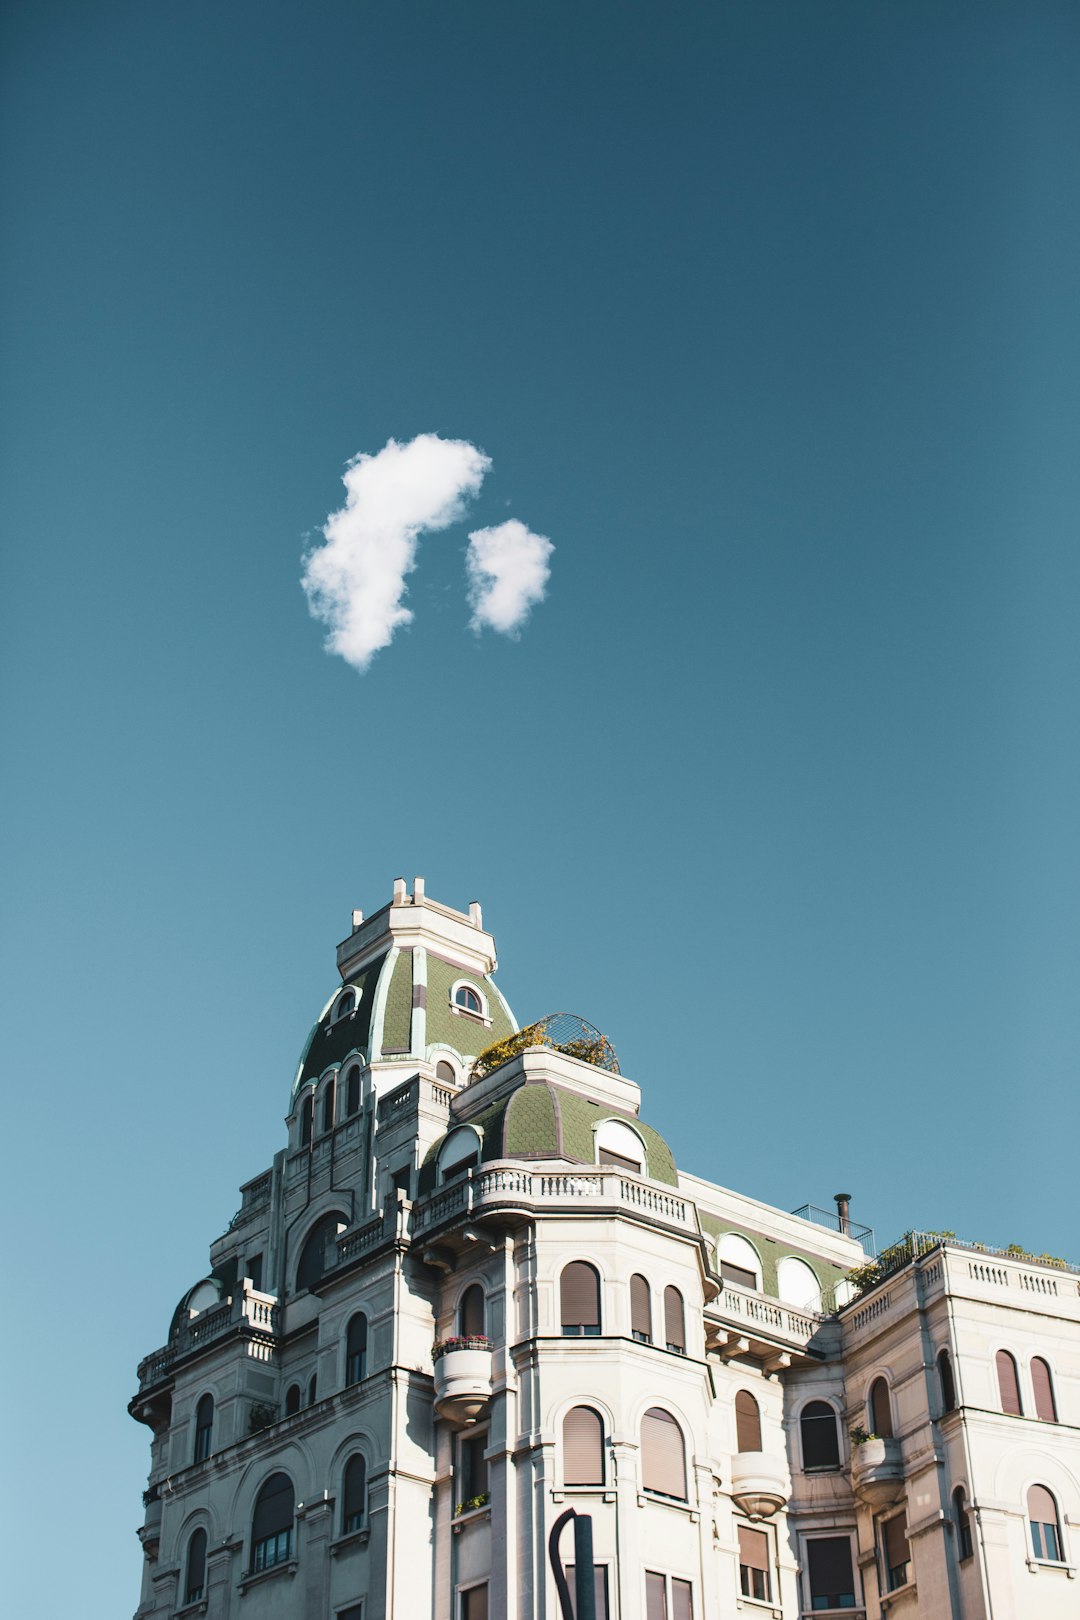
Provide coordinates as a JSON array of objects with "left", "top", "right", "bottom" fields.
[
  {"left": 301, "top": 434, "right": 491, "bottom": 671},
  {"left": 466, "top": 519, "right": 554, "bottom": 637}
]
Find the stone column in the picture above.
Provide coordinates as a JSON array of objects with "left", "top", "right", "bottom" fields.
[{"left": 299, "top": 1492, "right": 335, "bottom": 1620}]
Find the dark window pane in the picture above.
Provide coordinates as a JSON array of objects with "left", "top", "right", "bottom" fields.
[
  {"left": 938, "top": 1350, "right": 956, "bottom": 1412},
  {"left": 565, "top": 1564, "right": 610, "bottom": 1620},
  {"left": 343, "top": 1455, "right": 367, "bottom": 1533},
  {"left": 461, "top": 1584, "right": 488, "bottom": 1620},
  {"left": 801, "top": 1403, "right": 840, "bottom": 1469},
  {"left": 645, "top": 1572, "right": 667, "bottom": 1620},
  {"left": 807, "top": 1537, "right": 855, "bottom": 1608},
  {"left": 185, "top": 1528, "right": 207, "bottom": 1603}
]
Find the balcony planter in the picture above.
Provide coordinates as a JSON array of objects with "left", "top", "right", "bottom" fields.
[
  {"left": 730, "top": 1452, "right": 789, "bottom": 1519},
  {"left": 851, "top": 1435, "right": 904, "bottom": 1508},
  {"left": 433, "top": 1337, "right": 493, "bottom": 1425}
]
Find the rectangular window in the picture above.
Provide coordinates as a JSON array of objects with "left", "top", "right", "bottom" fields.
[
  {"left": 461, "top": 1585, "right": 488, "bottom": 1620},
  {"left": 247, "top": 1253, "right": 263, "bottom": 1291},
  {"left": 881, "top": 1515, "right": 910, "bottom": 1592},
  {"left": 565, "top": 1564, "right": 610, "bottom": 1620},
  {"left": 1031, "top": 1521, "right": 1062, "bottom": 1562},
  {"left": 806, "top": 1537, "right": 856, "bottom": 1611},
  {"left": 738, "top": 1526, "right": 771, "bottom": 1602},
  {"left": 457, "top": 1433, "right": 489, "bottom": 1508},
  {"left": 252, "top": 1529, "right": 291, "bottom": 1573},
  {"left": 645, "top": 1572, "right": 667, "bottom": 1620},
  {"left": 645, "top": 1571, "right": 692, "bottom": 1620}
]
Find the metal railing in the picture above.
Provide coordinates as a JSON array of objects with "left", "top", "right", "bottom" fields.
[{"left": 790, "top": 1203, "right": 876, "bottom": 1256}]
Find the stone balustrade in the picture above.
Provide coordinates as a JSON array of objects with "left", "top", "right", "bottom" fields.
[
  {"left": 136, "top": 1286, "right": 280, "bottom": 1390},
  {"left": 412, "top": 1161, "right": 694, "bottom": 1236}
]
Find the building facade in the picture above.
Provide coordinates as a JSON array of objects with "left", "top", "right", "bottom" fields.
[{"left": 130, "top": 881, "right": 1080, "bottom": 1620}]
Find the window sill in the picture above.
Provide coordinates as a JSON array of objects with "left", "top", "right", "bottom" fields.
[
  {"left": 638, "top": 1491, "right": 698, "bottom": 1522},
  {"left": 449, "top": 1006, "right": 491, "bottom": 1027},
  {"left": 173, "top": 1604, "right": 208, "bottom": 1619},
  {"left": 238, "top": 1559, "right": 298, "bottom": 1594},
  {"left": 329, "top": 1527, "right": 370, "bottom": 1556},
  {"left": 552, "top": 1486, "right": 616, "bottom": 1504},
  {"left": 451, "top": 1506, "right": 491, "bottom": 1534},
  {"left": 1027, "top": 1558, "right": 1076, "bottom": 1578},
  {"left": 736, "top": 1593, "right": 780, "bottom": 1615},
  {"left": 881, "top": 1578, "right": 917, "bottom": 1605}
]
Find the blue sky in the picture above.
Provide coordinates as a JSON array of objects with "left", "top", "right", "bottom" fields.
[{"left": 2, "top": 3, "right": 1078, "bottom": 1614}]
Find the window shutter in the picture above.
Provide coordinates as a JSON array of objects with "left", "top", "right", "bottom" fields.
[
  {"left": 252, "top": 1473, "right": 294, "bottom": 1540},
  {"left": 641, "top": 1407, "right": 687, "bottom": 1499},
  {"left": 869, "top": 1379, "right": 893, "bottom": 1438},
  {"left": 1031, "top": 1358, "right": 1057, "bottom": 1423},
  {"left": 460, "top": 1285, "right": 485, "bottom": 1338},
  {"left": 563, "top": 1406, "right": 604, "bottom": 1486},
  {"left": 1028, "top": 1484, "right": 1057, "bottom": 1524},
  {"left": 663, "top": 1286, "right": 685, "bottom": 1352},
  {"left": 734, "top": 1391, "right": 762, "bottom": 1453},
  {"left": 807, "top": 1538, "right": 855, "bottom": 1604},
  {"left": 883, "top": 1515, "right": 909, "bottom": 1570},
  {"left": 631, "top": 1274, "right": 652, "bottom": 1340},
  {"left": 995, "top": 1350, "right": 1022, "bottom": 1415},
  {"left": 671, "top": 1579, "right": 693, "bottom": 1620},
  {"left": 800, "top": 1402, "right": 840, "bottom": 1468},
  {"left": 720, "top": 1260, "right": 758, "bottom": 1291},
  {"left": 462, "top": 1586, "right": 489, "bottom": 1620},
  {"left": 645, "top": 1572, "right": 667, "bottom": 1620},
  {"left": 561, "top": 1262, "right": 600, "bottom": 1329},
  {"left": 738, "top": 1526, "right": 770, "bottom": 1572}
]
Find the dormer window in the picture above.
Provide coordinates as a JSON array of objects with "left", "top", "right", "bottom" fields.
[
  {"left": 595, "top": 1118, "right": 646, "bottom": 1176},
  {"left": 333, "top": 990, "right": 357, "bottom": 1022},
  {"left": 452, "top": 982, "right": 486, "bottom": 1019}
]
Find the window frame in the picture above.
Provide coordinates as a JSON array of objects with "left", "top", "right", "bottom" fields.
[
  {"left": 342, "top": 1453, "right": 368, "bottom": 1536},
  {"left": 799, "top": 1399, "right": 842, "bottom": 1472},
  {"left": 953, "top": 1487, "right": 973, "bottom": 1562},
  {"left": 1027, "top": 1484, "right": 1065, "bottom": 1564},
  {"left": 249, "top": 1471, "right": 295, "bottom": 1577},
  {"left": 734, "top": 1389, "right": 762, "bottom": 1454},
  {"left": 878, "top": 1512, "right": 911, "bottom": 1593},
  {"left": 737, "top": 1523, "right": 772, "bottom": 1604},
  {"left": 344, "top": 1064, "right": 361, "bottom": 1117},
  {"left": 802, "top": 1532, "right": 858, "bottom": 1614},
  {"left": 716, "top": 1233, "right": 762, "bottom": 1294},
  {"left": 456, "top": 1428, "right": 490, "bottom": 1513},
  {"left": 345, "top": 1311, "right": 368, "bottom": 1386},
  {"left": 644, "top": 1569, "right": 694, "bottom": 1620},
  {"left": 193, "top": 1392, "right": 214, "bottom": 1463},
  {"left": 868, "top": 1375, "right": 894, "bottom": 1439},
  {"left": 450, "top": 980, "right": 488, "bottom": 1022},
  {"left": 562, "top": 1404, "right": 606, "bottom": 1489},
  {"left": 1030, "top": 1356, "right": 1058, "bottom": 1424},
  {"left": 184, "top": 1526, "right": 208, "bottom": 1605},
  {"left": 640, "top": 1405, "right": 688, "bottom": 1502},
  {"left": 560, "top": 1260, "right": 602, "bottom": 1337},
  {"left": 995, "top": 1348, "right": 1023, "bottom": 1416}
]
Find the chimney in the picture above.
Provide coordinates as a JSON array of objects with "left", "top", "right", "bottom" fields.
[{"left": 834, "top": 1192, "right": 852, "bottom": 1235}]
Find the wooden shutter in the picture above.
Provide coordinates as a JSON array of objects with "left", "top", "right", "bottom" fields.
[
  {"left": 800, "top": 1402, "right": 840, "bottom": 1468},
  {"left": 641, "top": 1407, "right": 686, "bottom": 1499},
  {"left": 1031, "top": 1358, "right": 1057, "bottom": 1422},
  {"left": 460, "top": 1285, "right": 485, "bottom": 1338},
  {"left": 806, "top": 1538, "right": 854, "bottom": 1605},
  {"left": 883, "top": 1515, "right": 909, "bottom": 1572},
  {"left": 996, "top": 1350, "right": 1022, "bottom": 1415},
  {"left": 738, "top": 1527, "right": 769, "bottom": 1572},
  {"left": 253, "top": 1472, "right": 293, "bottom": 1540},
  {"left": 671, "top": 1579, "right": 693, "bottom": 1620},
  {"left": 664, "top": 1286, "right": 686, "bottom": 1351},
  {"left": 869, "top": 1378, "right": 893, "bottom": 1438},
  {"left": 631, "top": 1274, "right": 652, "bottom": 1340},
  {"left": 1028, "top": 1484, "right": 1058, "bottom": 1525},
  {"left": 645, "top": 1572, "right": 667, "bottom": 1620},
  {"left": 563, "top": 1406, "right": 604, "bottom": 1486},
  {"left": 735, "top": 1390, "right": 762, "bottom": 1453},
  {"left": 561, "top": 1262, "right": 600, "bottom": 1329}
]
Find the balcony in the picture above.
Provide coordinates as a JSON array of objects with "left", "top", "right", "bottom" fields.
[
  {"left": 850, "top": 1436, "right": 904, "bottom": 1508},
  {"left": 432, "top": 1336, "right": 493, "bottom": 1424},
  {"left": 413, "top": 1162, "right": 696, "bottom": 1239},
  {"left": 704, "top": 1286, "right": 836, "bottom": 1367},
  {"left": 729, "top": 1451, "right": 790, "bottom": 1519},
  {"left": 134, "top": 1285, "right": 279, "bottom": 1394}
]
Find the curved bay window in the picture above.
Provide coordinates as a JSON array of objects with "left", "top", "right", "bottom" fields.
[
  {"left": 800, "top": 1401, "right": 840, "bottom": 1470},
  {"left": 342, "top": 1454, "right": 367, "bottom": 1534},
  {"left": 185, "top": 1527, "right": 207, "bottom": 1605},
  {"left": 640, "top": 1406, "right": 687, "bottom": 1500},
  {"left": 735, "top": 1390, "right": 762, "bottom": 1454},
  {"left": 663, "top": 1286, "right": 686, "bottom": 1354},
  {"left": 250, "top": 1472, "right": 294, "bottom": 1574},
  {"left": 1028, "top": 1485, "right": 1063, "bottom": 1563},
  {"left": 346, "top": 1313, "right": 368, "bottom": 1385},
  {"left": 563, "top": 1405, "right": 605, "bottom": 1487},
  {"left": 193, "top": 1393, "right": 214, "bottom": 1463},
  {"left": 560, "top": 1261, "right": 601, "bottom": 1336}
]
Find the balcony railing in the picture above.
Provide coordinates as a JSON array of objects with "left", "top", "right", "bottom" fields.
[
  {"left": 790, "top": 1203, "right": 876, "bottom": 1257},
  {"left": 136, "top": 1286, "right": 279, "bottom": 1390},
  {"left": 705, "top": 1285, "right": 831, "bottom": 1361},
  {"left": 412, "top": 1162, "right": 695, "bottom": 1236}
]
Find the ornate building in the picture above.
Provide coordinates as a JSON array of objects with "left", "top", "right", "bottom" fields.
[{"left": 130, "top": 880, "right": 1079, "bottom": 1620}]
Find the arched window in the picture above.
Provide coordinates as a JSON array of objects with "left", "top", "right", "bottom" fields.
[
  {"left": 436, "top": 1059, "right": 457, "bottom": 1084},
  {"left": 438, "top": 1127, "right": 481, "bottom": 1184},
  {"left": 953, "top": 1488, "right": 973, "bottom": 1561},
  {"left": 663, "top": 1285, "right": 686, "bottom": 1354},
  {"left": 563, "top": 1405, "right": 604, "bottom": 1486},
  {"left": 345, "top": 1065, "right": 361, "bottom": 1117},
  {"left": 335, "top": 991, "right": 355, "bottom": 1021},
  {"left": 735, "top": 1390, "right": 762, "bottom": 1453},
  {"left": 938, "top": 1349, "right": 957, "bottom": 1413},
  {"left": 185, "top": 1528, "right": 207, "bottom": 1604},
  {"left": 459, "top": 1284, "right": 485, "bottom": 1338},
  {"left": 346, "top": 1313, "right": 368, "bottom": 1385},
  {"left": 343, "top": 1454, "right": 367, "bottom": 1534},
  {"left": 560, "top": 1261, "right": 601, "bottom": 1336},
  {"left": 1028, "top": 1485, "right": 1063, "bottom": 1562},
  {"left": 285, "top": 1383, "right": 301, "bottom": 1416},
  {"left": 300, "top": 1093, "right": 313, "bottom": 1148},
  {"left": 193, "top": 1393, "right": 214, "bottom": 1462},
  {"left": 296, "top": 1211, "right": 348, "bottom": 1292},
  {"left": 630, "top": 1273, "right": 652, "bottom": 1343},
  {"left": 776, "top": 1256, "right": 821, "bottom": 1312},
  {"left": 995, "top": 1350, "right": 1022, "bottom": 1416},
  {"left": 717, "top": 1233, "right": 761, "bottom": 1293},
  {"left": 321, "top": 1078, "right": 335, "bottom": 1135},
  {"left": 869, "top": 1377, "right": 893, "bottom": 1439},
  {"left": 307, "top": 1374, "right": 317, "bottom": 1407},
  {"left": 641, "top": 1407, "right": 687, "bottom": 1500},
  {"left": 800, "top": 1401, "right": 840, "bottom": 1470},
  {"left": 454, "top": 983, "right": 483, "bottom": 1015},
  {"left": 1031, "top": 1357, "right": 1057, "bottom": 1423},
  {"left": 251, "top": 1472, "right": 294, "bottom": 1573},
  {"left": 595, "top": 1118, "right": 645, "bottom": 1174}
]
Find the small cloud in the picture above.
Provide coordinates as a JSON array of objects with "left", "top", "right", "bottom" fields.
[
  {"left": 301, "top": 434, "right": 490, "bottom": 671},
  {"left": 466, "top": 519, "right": 554, "bottom": 637}
]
